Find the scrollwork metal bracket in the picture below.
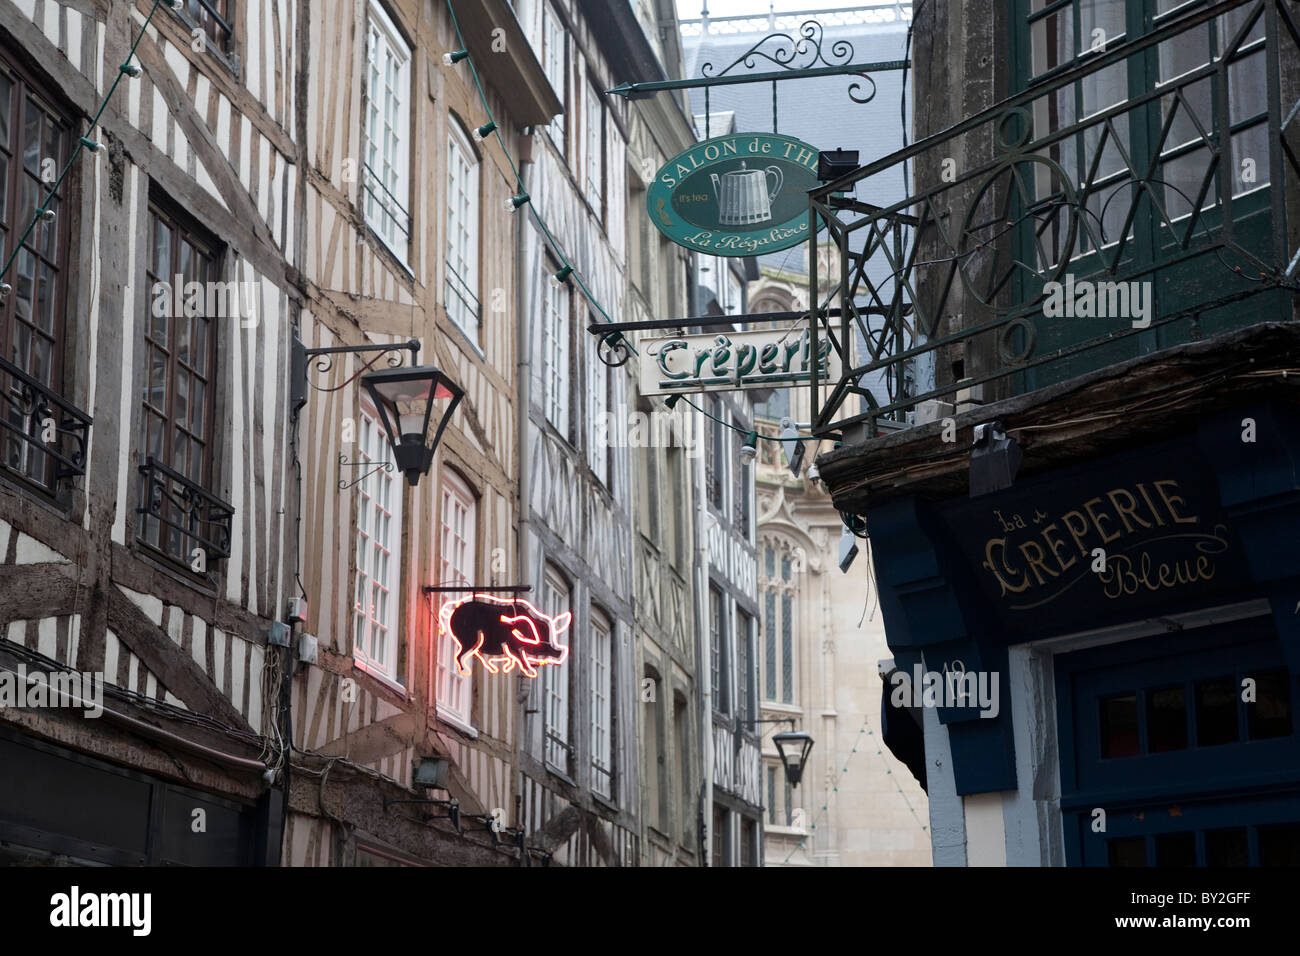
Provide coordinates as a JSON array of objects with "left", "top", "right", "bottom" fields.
[
  {"left": 290, "top": 336, "right": 422, "bottom": 414},
  {"left": 337, "top": 453, "right": 395, "bottom": 490}
]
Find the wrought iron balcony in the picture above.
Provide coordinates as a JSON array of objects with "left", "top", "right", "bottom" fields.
[
  {"left": 136, "top": 456, "right": 234, "bottom": 568},
  {"left": 806, "top": 0, "right": 1300, "bottom": 440},
  {"left": 0, "top": 354, "right": 92, "bottom": 490}
]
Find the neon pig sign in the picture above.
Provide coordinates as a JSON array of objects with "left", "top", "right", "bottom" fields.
[{"left": 437, "top": 594, "right": 571, "bottom": 679}]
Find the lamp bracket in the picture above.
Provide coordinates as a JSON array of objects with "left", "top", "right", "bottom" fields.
[
  {"left": 744, "top": 717, "right": 797, "bottom": 728},
  {"left": 337, "top": 453, "right": 394, "bottom": 490},
  {"left": 422, "top": 584, "right": 533, "bottom": 594},
  {"left": 290, "top": 336, "right": 421, "bottom": 411}
]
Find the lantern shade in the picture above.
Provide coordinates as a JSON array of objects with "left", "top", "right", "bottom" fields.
[
  {"left": 772, "top": 730, "right": 815, "bottom": 788},
  {"left": 361, "top": 366, "right": 463, "bottom": 486}
]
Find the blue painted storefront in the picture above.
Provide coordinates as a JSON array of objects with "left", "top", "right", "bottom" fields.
[{"left": 868, "top": 400, "right": 1300, "bottom": 865}]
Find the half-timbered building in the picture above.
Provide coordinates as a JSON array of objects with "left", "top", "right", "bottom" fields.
[
  {"left": 285, "top": 0, "right": 560, "bottom": 866},
  {"left": 508, "top": 0, "right": 644, "bottom": 867},
  {"left": 622, "top": 0, "right": 701, "bottom": 867},
  {"left": 0, "top": 0, "right": 298, "bottom": 864}
]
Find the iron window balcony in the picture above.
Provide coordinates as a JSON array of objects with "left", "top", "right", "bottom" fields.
[{"left": 805, "top": 0, "right": 1300, "bottom": 440}]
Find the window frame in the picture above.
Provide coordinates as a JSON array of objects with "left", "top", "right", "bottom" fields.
[
  {"left": 541, "top": 1, "right": 568, "bottom": 157},
  {"left": 352, "top": 405, "right": 404, "bottom": 683},
  {"left": 362, "top": 0, "right": 413, "bottom": 264},
  {"left": 0, "top": 53, "right": 76, "bottom": 496},
  {"left": 583, "top": 78, "right": 605, "bottom": 219},
  {"left": 586, "top": 316, "right": 610, "bottom": 486},
  {"left": 710, "top": 585, "right": 730, "bottom": 716},
  {"left": 445, "top": 118, "right": 481, "bottom": 344},
  {"left": 436, "top": 466, "right": 476, "bottom": 725},
  {"left": 542, "top": 564, "right": 573, "bottom": 774},
  {"left": 137, "top": 200, "right": 223, "bottom": 571},
  {"left": 762, "top": 539, "right": 798, "bottom": 706},
  {"left": 541, "top": 259, "right": 571, "bottom": 438},
  {"left": 590, "top": 608, "right": 614, "bottom": 799}
]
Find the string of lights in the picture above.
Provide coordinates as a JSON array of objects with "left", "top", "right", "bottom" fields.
[
  {"left": 0, "top": 0, "right": 168, "bottom": 290},
  {"left": 779, "top": 710, "right": 928, "bottom": 866}
]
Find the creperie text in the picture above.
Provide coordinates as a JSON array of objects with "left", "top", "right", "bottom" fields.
[{"left": 982, "top": 480, "right": 1200, "bottom": 595}]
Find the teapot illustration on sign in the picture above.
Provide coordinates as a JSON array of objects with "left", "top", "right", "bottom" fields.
[{"left": 710, "top": 162, "right": 784, "bottom": 226}]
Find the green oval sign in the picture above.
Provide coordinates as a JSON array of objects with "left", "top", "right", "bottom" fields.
[{"left": 647, "top": 133, "right": 823, "bottom": 256}]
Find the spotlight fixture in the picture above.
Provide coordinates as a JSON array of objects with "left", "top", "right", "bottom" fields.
[
  {"left": 665, "top": 394, "right": 682, "bottom": 410},
  {"left": 505, "top": 191, "right": 530, "bottom": 212},
  {"left": 442, "top": 49, "right": 470, "bottom": 65},
  {"left": 969, "top": 420, "right": 1022, "bottom": 497},
  {"left": 807, "top": 461, "right": 820, "bottom": 482},
  {"left": 838, "top": 524, "right": 859, "bottom": 573},
  {"left": 817, "top": 147, "right": 860, "bottom": 182},
  {"left": 549, "top": 265, "right": 573, "bottom": 288},
  {"left": 738, "top": 430, "right": 758, "bottom": 466},
  {"left": 474, "top": 121, "right": 497, "bottom": 142},
  {"left": 779, "top": 417, "right": 804, "bottom": 476}
]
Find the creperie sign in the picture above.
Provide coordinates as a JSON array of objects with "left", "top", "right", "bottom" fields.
[
  {"left": 438, "top": 594, "right": 570, "bottom": 679},
  {"left": 639, "top": 327, "right": 840, "bottom": 396},
  {"left": 979, "top": 479, "right": 1229, "bottom": 609}
]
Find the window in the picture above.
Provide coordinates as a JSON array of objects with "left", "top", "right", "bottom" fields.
[
  {"left": 541, "top": 263, "right": 570, "bottom": 436},
  {"left": 179, "top": 0, "right": 234, "bottom": 55},
  {"left": 733, "top": 431, "right": 750, "bottom": 534},
  {"left": 674, "top": 692, "right": 692, "bottom": 841},
  {"left": 0, "top": 57, "right": 73, "bottom": 492},
  {"left": 766, "top": 762, "right": 794, "bottom": 827},
  {"left": 741, "top": 818, "right": 759, "bottom": 866},
  {"left": 586, "top": 325, "right": 609, "bottom": 485},
  {"left": 706, "top": 397, "right": 724, "bottom": 511},
  {"left": 736, "top": 610, "right": 755, "bottom": 724},
  {"left": 762, "top": 540, "right": 797, "bottom": 704},
  {"left": 710, "top": 585, "right": 728, "bottom": 715},
  {"left": 542, "top": 565, "right": 571, "bottom": 771},
  {"left": 584, "top": 82, "right": 604, "bottom": 216},
  {"left": 712, "top": 805, "right": 729, "bottom": 866},
  {"left": 363, "top": 0, "right": 411, "bottom": 259},
  {"left": 445, "top": 120, "right": 480, "bottom": 341},
  {"left": 591, "top": 609, "right": 613, "bottom": 798},
  {"left": 353, "top": 409, "right": 402, "bottom": 679},
  {"left": 139, "top": 204, "right": 221, "bottom": 566},
  {"left": 1013, "top": 0, "right": 1274, "bottom": 388},
  {"left": 436, "top": 468, "right": 475, "bottom": 723},
  {"left": 541, "top": 3, "right": 567, "bottom": 155},
  {"left": 644, "top": 665, "right": 665, "bottom": 830}
]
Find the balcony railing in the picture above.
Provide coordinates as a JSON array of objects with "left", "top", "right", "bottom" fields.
[
  {"left": 136, "top": 456, "right": 234, "bottom": 569},
  {"left": 806, "top": 0, "right": 1300, "bottom": 440},
  {"left": 0, "top": 355, "right": 92, "bottom": 491}
]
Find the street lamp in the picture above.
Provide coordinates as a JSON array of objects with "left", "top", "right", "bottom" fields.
[
  {"left": 772, "top": 730, "right": 815, "bottom": 788},
  {"left": 360, "top": 365, "right": 464, "bottom": 486},
  {"left": 747, "top": 717, "right": 815, "bottom": 788}
]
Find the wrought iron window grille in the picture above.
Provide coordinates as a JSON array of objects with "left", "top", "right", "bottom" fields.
[
  {"left": 0, "top": 355, "right": 92, "bottom": 488},
  {"left": 136, "top": 456, "right": 235, "bottom": 567}
]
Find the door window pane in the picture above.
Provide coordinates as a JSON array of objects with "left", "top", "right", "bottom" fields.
[
  {"left": 1147, "top": 686, "right": 1188, "bottom": 753},
  {"left": 1195, "top": 677, "right": 1238, "bottom": 747},
  {"left": 1099, "top": 693, "right": 1139, "bottom": 758}
]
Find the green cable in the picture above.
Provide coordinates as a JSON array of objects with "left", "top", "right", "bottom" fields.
[{"left": 0, "top": 0, "right": 168, "bottom": 286}]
